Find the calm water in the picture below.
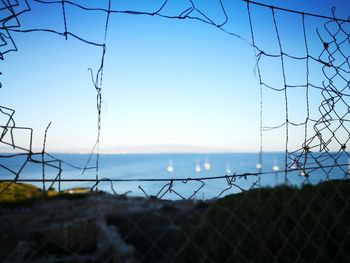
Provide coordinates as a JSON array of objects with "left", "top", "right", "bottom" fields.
[{"left": 1, "top": 152, "right": 349, "bottom": 199}]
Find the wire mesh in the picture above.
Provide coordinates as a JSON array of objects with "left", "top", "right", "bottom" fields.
[{"left": 0, "top": 0, "right": 350, "bottom": 262}]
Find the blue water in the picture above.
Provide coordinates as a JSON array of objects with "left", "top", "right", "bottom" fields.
[{"left": 0, "top": 152, "right": 349, "bottom": 199}]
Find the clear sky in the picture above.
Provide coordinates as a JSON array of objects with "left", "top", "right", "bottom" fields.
[{"left": 1, "top": 0, "right": 350, "bottom": 153}]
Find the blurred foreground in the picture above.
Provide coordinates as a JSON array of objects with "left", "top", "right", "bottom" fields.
[{"left": 0, "top": 180, "right": 349, "bottom": 262}]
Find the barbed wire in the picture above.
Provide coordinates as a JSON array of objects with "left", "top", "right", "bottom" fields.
[{"left": 0, "top": 0, "right": 349, "bottom": 199}]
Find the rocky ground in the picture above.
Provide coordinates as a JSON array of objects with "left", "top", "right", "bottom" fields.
[{"left": 0, "top": 192, "right": 202, "bottom": 262}]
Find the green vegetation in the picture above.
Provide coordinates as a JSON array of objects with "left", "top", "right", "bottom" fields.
[
  {"left": 179, "top": 180, "right": 350, "bottom": 262},
  {"left": 0, "top": 182, "right": 50, "bottom": 203},
  {"left": 0, "top": 182, "right": 90, "bottom": 205}
]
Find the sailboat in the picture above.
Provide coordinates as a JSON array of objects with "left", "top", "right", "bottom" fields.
[
  {"left": 290, "top": 158, "right": 298, "bottom": 169},
  {"left": 225, "top": 163, "right": 232, "bottom": 174},
  {"left": 195, "top": 163, "right": 201, "bottom": 173},
  {"left": 167, "top": 161, "right": 174, "bottom": 173},
  {"left": 203, "top": 159, "right": 211, "bottom": 171},
  {"left": 203, "top": 161, "right": 210, "bottom": 171},
  {"left": 272, "top": 164, "right": 280, "bottom": 171}
]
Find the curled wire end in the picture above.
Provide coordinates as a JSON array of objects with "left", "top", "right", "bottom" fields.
[{"left": 331, "top": 6, "right": 336, "bottom": 18}]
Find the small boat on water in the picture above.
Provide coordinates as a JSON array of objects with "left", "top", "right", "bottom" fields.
[
  {"left": 225, "top": 163, "right": 232, "bottom": 174},
  {"left": 272, "top": 165, "right": 279, "bottom": 171},
  {"left": 167, "top": 161, "right": 174, "bottom": 173},
  {"left": 195, "top": 163, "right": 201, "bottom": 173},
  {"left": 300, "top": 170, "right": 308, "bottom": 177},
  {"left": 290, "top": 158, "right": 298, "bottom": 169},
  {"left": 203, "top": 161, "right": 211, "bottom": 171}
]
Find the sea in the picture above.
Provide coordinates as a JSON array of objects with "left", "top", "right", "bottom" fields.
[{"left": 1, "top": 152, "right": 349, "bottom": 199}]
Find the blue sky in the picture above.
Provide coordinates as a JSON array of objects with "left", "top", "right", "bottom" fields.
[{"left": 1, "top": 0, "right": 350, "bottom": 153}]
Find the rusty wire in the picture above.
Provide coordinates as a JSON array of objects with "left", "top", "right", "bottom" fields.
[{"left": 0, "top": 0, "right": 349, "bottom": 199}]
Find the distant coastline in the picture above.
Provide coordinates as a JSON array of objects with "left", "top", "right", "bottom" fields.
[{"left": 0, "top": 144, "right": 275, "bottom": 154}]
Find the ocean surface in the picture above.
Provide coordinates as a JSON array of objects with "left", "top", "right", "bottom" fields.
[{"left": 1, "top": 152, "right": 349, "bottom": 199}]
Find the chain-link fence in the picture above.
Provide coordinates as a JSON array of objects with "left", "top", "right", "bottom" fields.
[{"left": 1, "top": 0, "right": 350, "bottom": 262}]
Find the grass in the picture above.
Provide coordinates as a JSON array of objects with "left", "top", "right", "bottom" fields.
[
  {"left": 0, "top": 182, "right": 90, "bottom": 206},
  {"left": 0, "top": 182, "right": 52, "bottom": 203}
]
